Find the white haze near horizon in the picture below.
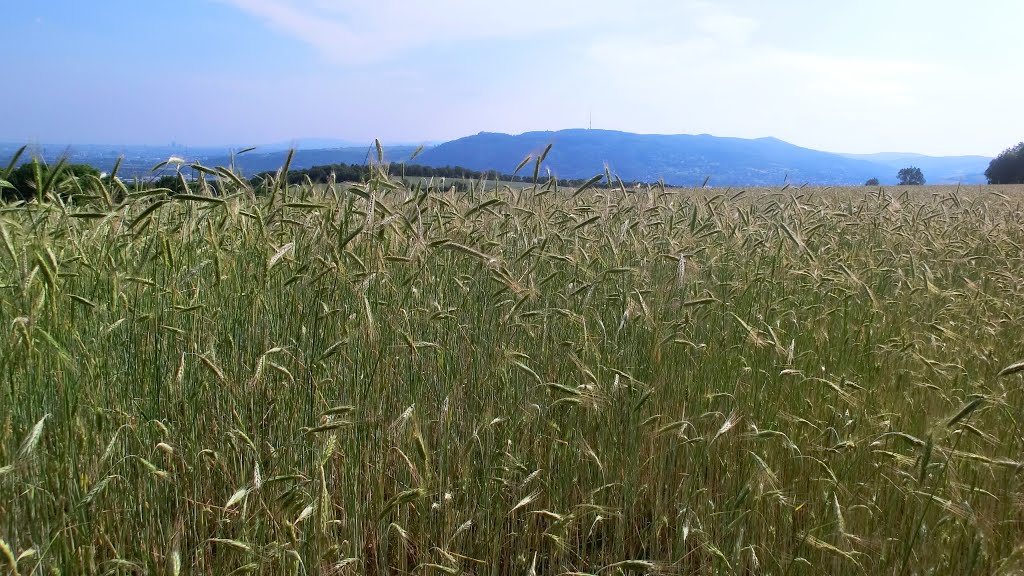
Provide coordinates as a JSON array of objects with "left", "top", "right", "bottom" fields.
[{"left": 2, "top": 0, "right": 1021, "bottom": 157}]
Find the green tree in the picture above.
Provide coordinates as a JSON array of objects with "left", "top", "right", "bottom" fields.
[
  {"left": 5, "top": 159, "right": 100, "bottom": 201},
  {"left": 897, "top": 166, "right": 925, "bottom": 186},
  {"left": 864, "top": 178, "right": 880, "bottom": 186},
  {"left": 984, "top": 142, "right": 1024, "bottom": 184}
]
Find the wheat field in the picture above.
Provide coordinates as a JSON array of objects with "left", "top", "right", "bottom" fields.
[{"left": 1, "top": 158, "right": 1023, "bottom": 575}]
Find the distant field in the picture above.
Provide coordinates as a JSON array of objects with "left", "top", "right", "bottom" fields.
[{"left": 1, "top": 172, "right": 1024, "bottom": 574}]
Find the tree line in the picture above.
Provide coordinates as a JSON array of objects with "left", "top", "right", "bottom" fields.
[
  {"left": 985, "top": 142, "right": 1024, "bottom": 184},
  {"left": 1, "top": 157, "right": 101, "bottom": 201},
  {"left": 863, "top": 142, "right": 1024, "bottom": 186},
  {"left": 248, "top": 162, "right": 650, "bottom": 190},
  {"left": 864, "top": 166, "right": 925, "bottom": 186},
  {"left": 1, "top": 157, "right": 652, "bottom": 202},
  {"left": 6, "top": 142, "right": 1024, "bottom": 202}
]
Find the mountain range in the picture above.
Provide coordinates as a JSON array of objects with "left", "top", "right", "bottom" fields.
[
  {"left": 1, "top": 130, "right": 992, "bottom": 186},
  {"left": 407, "top": 130, "right": 990, "bottom": 186}
]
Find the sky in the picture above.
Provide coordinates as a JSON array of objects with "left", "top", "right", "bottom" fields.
[{"left": 2, "top": 1, "right": 1021, "bottom": 156}]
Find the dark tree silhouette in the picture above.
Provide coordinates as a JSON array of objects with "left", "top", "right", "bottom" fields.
[
  {"left": 864, "top": 178, "right": 880, "bottom": 186},
  {"left": 897, "top": 166, "right": 925, "bottom": 186},
  {"left": 4, "top": 160, "right": 100, "bottom": 201},
  {"left": 984, "top": 142, "right": 1024, "bottom": 184}
]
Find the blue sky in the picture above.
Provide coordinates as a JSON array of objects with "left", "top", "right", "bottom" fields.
[{"left": 3, "top": 1, "right": 1021, "bottom": 156}]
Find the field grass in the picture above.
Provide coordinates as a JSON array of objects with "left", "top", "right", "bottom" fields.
[{"left": 1, "top": 164, "right": 1024, "bottom": 575}]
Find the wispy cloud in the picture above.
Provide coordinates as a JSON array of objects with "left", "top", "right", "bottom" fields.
[
  {"left": 145, "top": 1, "right": 1013, "bottom": 154},
  {"left": 8, "top": 0, "right": 1016, "bottom": 153},
  {"left": 214, "top": 0, "right": 944, "bottom": 151},
  {"left": 217, "top": 0, "right": 599, "bottom": 64},
  {"left": 568, "top": 2, "right": 936, "bottom": 151}
]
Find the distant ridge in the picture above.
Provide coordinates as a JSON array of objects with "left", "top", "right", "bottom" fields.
[
  {"left": 0, "top": 131, "right": 992, "bottom": 185},
  {"left": 410, "top": 129, "right": 990, "bottom": 186},
  {"left": 838, "top": 152, "right": 990, "bottom": 185}
]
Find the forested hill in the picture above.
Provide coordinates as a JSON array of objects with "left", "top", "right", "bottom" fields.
[
  {"left": 411, "top": 130, "right": 989, "bottom": 186},
  {"left": 2, "top": 131, "right": 992, "bottom": 186}
]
